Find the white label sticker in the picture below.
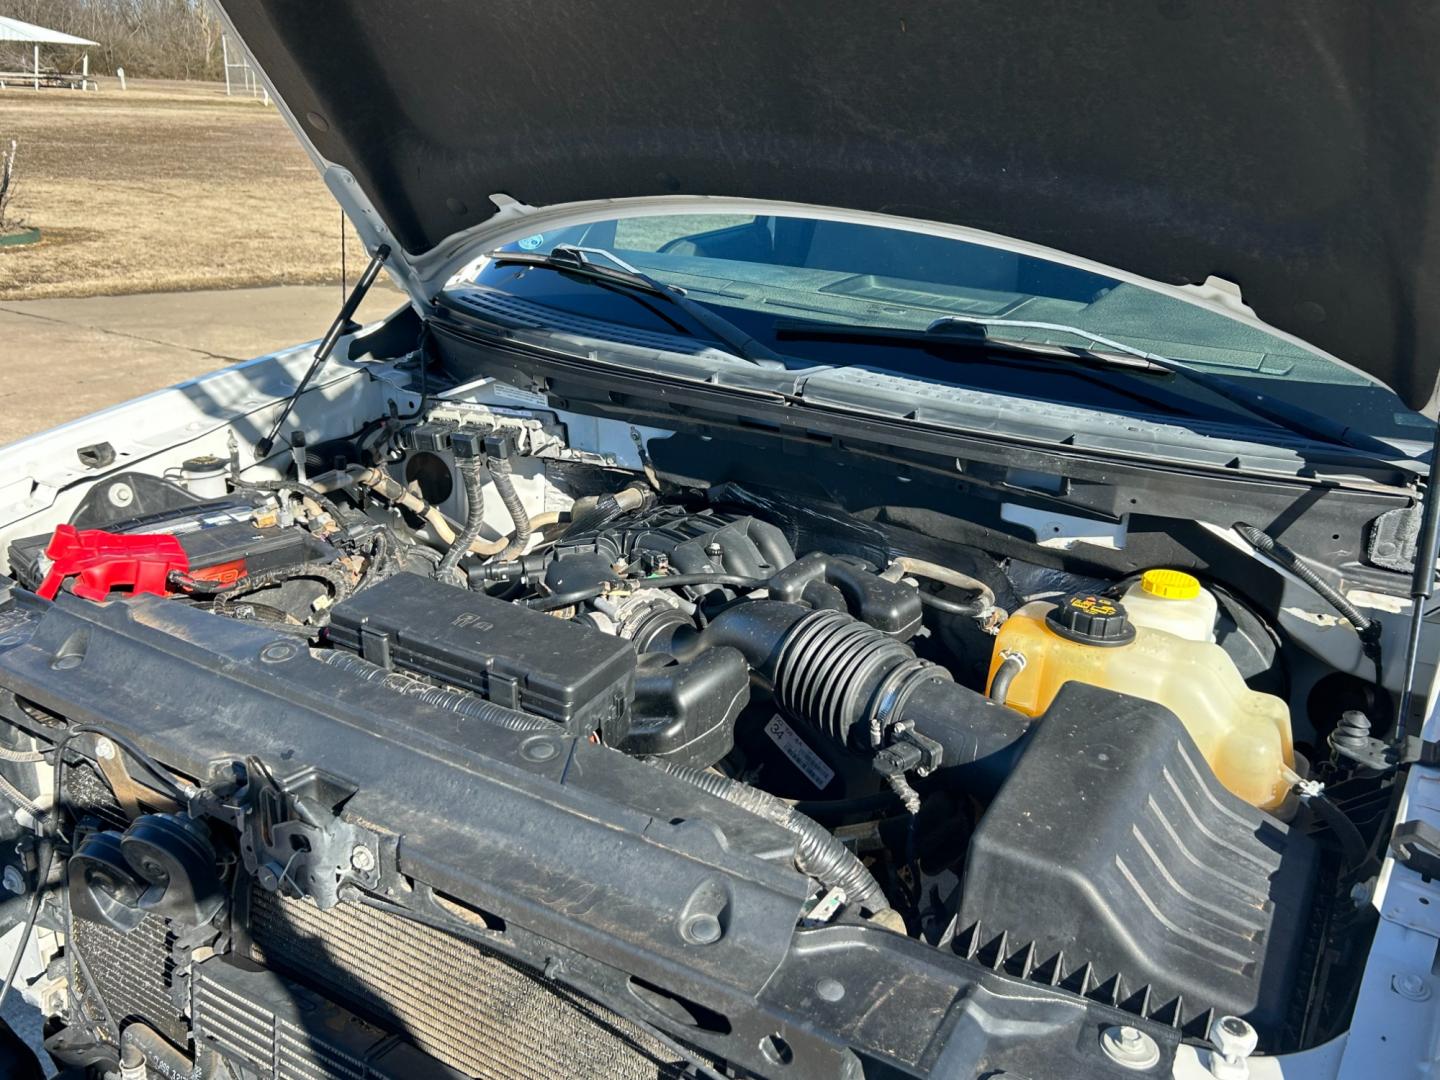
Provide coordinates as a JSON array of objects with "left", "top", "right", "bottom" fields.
[
  {"left": 489, "top": 382, "right": 548, "bottom": 407},
  {"left": 765, "top": 716, "right": 835, "bottom": 790}
]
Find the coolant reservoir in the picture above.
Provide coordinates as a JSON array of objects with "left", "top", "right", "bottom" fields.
[
  {"left": 986, "top": 592, "right": 1294, "bottom": 810},
  {"left": 1120, "top": 569, "right": 1217, "bottom": 642}
]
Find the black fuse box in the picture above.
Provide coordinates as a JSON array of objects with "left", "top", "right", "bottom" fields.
[{"left": 328, "top": 574, "right": 635, "bottom": 739}]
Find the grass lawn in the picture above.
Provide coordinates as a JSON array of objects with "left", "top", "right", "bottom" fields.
[{"left": 0, "top": 77, "right": 377, "bottom": 300}]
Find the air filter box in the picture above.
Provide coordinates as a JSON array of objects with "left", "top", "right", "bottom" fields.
[
  {"left": 328, "top": 574, "right": 635, "bottom": 739},
  {"left": 955, "top": 682, "right": 1317, "bottom": 1046}
]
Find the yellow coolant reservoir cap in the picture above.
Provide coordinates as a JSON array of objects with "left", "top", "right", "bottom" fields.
[{"left": 1140, "top": 569, "right": 1201, "bottom": 600}]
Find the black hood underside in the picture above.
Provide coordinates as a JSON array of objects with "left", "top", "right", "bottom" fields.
[{"left": 221, "top": 0, "right": 1440, "bottom": 411}]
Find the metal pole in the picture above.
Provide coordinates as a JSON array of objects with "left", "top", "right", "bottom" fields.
[
  {"left": 1396, "top": 416, "right": 1440, "bottom": 745},
  {"left": 33, "top": 45, "right": 39, "bottom": 91},
  {"left": 222, "top": 36, "right": 231, "bottom": 96},
  {"left": 256, "top": 245, "right": 391, "bottom": 457}
]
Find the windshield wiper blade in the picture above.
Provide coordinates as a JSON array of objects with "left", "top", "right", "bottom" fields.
[
  {"left": 487, "top": 245, "right": 785, "bottom": 367},
  {"left": 777, "top": 315, "right": 1397, "bottom": 458}
]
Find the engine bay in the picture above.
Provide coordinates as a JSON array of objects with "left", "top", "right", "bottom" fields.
[{"left": 0, "top": 374, "right": 1407, "bottom": 1078}]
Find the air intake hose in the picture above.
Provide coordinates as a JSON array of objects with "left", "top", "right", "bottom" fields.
[
  {"left": 652, "top": 601, "right": 1032, "bottom": 793},
  {"left": 650, "top": 759, "right": 893, "bottom": 919}
]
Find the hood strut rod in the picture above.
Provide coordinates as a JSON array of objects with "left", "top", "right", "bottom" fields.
[
  {"left": 1396, "top": 417, "right": 1440, "bottom": 748},
  {"left": 256, "top": 243, "right": 391, "bottom": 458}
]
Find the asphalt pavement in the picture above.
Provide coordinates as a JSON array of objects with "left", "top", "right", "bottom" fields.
[{"left": 1, "top": 284, "right": 408, "bottom": 446}]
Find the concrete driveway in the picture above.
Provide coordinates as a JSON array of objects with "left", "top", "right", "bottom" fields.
[{"left": 1, "top": 284, "right": 408, "bottom": 446}]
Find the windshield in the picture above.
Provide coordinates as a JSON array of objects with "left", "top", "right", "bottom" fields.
[{"left": 450, "top": 211, "right": 1430, "bottom": 444}]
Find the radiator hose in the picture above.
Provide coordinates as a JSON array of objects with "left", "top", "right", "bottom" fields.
[{"left": 650, "top": 759, "right": 895, "bottom": 922}]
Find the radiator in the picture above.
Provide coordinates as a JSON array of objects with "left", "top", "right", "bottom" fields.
[
  {"left": 70, "top": 883, "right": 699, "bottom": 1078},
  {"left": 240, "top": 888, "right": 691, "bottom": 1079},
  {"left": 73, "top": 912, "right": 189, "bottom": 1047}
]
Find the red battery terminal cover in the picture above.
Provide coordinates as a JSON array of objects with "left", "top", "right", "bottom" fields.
[{"left": 36, "top": 524, "right": 189, "bottom": 602}]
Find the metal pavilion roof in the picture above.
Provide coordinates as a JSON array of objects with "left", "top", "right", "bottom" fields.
[{"left": 0, "top": 16, "right": 97, "bottom": 46}]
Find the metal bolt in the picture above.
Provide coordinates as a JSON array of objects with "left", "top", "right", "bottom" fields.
[
  {"left": 94, "top": 737, "right": 116, "bottom": 760},
  {"left": 682, "top": 913, "right": 722, "bottom": 945},
  {"left": 1207, "top": 1015, "right": 1257, "bottom": 1080},
  {"left": 107, "top": 483, "right": 134, "bottom": 508},
  {"left": 1350, "top": 880, "right": 1374, "bottom": 908},
  {"left": 1393, "top": 973, "right": 1431, "bottom": 1001},
  {"left": 2, "top": 865, "right": 25, "bottom": 895},
  {"left": 814, "top": 978, "right": 845, "bottom": 1002},
  {"left": 349, "top": 845, "right": 375, "bottom": 873},
  {"left": 1099, "top": 1024, "right": 1160, "bottom": 1071}
]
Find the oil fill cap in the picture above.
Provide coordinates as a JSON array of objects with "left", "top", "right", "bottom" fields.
[
  {"left": 1046, "top": 592, "right": 1135, "bottom": 646},
  {"left": 1139, "top": 568, "right": 1201, "bottom": 600}
]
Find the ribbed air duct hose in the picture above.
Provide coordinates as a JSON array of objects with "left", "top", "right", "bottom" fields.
[{"left": 653, "top": 601, "right": 1034, "bottom": 793}]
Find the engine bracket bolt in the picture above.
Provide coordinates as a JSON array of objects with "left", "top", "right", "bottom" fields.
[
  {"left": 681, "top": 913, "right": 722, "bottom": 945},
  {"left": 94, "top": 737, "right": 116, "bottom": 760},
  {"left": 521, "top": 738, "right": 558, "bottom": 763},
  {"left": 1099, "top": 1024, "right": 1160, "bottom": 1071},
  {"left": 259, "top": 641, "right": 298, "bottom": 664},
  {"left": 349, "top": 845, "right": 375, "bottom": 873},
  {"left": 1206, "top": 1015, "right": 1257, "bottom": 1079},
  {"left": 814, "top": 977, "right": 845, "bottom": 1002},
  {"left": 1393, "top": 972, "right": 1431, "bottom": 1001}
]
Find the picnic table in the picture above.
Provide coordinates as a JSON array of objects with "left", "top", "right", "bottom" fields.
[{"left": 0, "top": 67, "right": 96, "bottom": 91}]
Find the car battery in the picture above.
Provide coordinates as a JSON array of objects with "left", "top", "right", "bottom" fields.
[{"left": 8, "top": 501, "right": 332, "bottom": 598}]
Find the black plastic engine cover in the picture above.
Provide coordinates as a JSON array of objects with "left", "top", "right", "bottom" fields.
[
  {"left": 328, "top": 574, "right": 635, "bottom": 739},
  {"left": 955, "top": 682, "right": 1318, "bottom": 1046},
  {"left": 557, "top": 504, "right": 795, "bottom": 580}
]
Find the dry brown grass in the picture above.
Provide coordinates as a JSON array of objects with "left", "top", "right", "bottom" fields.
[{"left": 0, "top": 77, "right": 377, "bottom": 300}]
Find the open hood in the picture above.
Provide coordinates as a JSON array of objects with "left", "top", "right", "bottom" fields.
[{"left": 219, "top": 1, "right": 1440, "bottom": 412}]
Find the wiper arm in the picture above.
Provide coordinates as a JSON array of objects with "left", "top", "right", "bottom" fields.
[
  {"left": 487, "top": 245, "right": 785, "bottom": 367},
  {"left": 935, "top": 316, "right": 1403, "bottom": 457},
  {"left": 778, "top": 315, "right": 1396, "bottom": 458},
  {"left": 776, "top": 316, "right": 1171, "bottom": 372}
]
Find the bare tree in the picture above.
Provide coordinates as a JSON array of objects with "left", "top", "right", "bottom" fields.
[
  {"left": 0, "top": 139, "right": 20, "bottom": 233},
  {"left": 0, "top": 0, "right": 224, "bottom": 82}
]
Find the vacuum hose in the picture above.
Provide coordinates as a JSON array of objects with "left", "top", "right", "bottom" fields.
[
  {"left": 650, "top": 759, "right": 894, "bottom": 920},
  {"left": 1233, "top": 523, "right": 1377, "bottom": 645},
  {"left": 318, "top": 651, "right": 553, "bottom": 732}
]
